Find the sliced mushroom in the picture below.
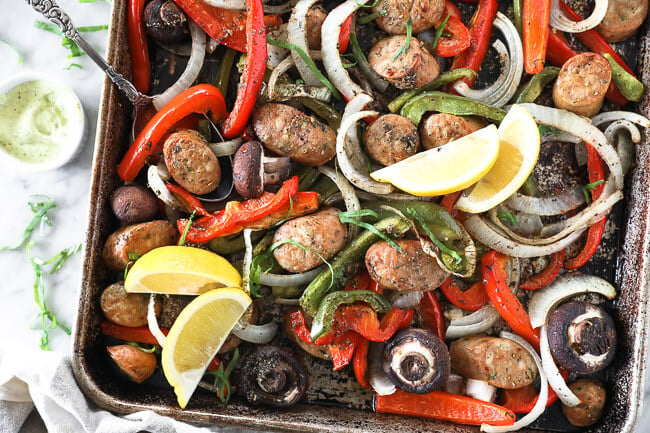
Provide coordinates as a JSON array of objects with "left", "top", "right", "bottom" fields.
[
  {"left": 547, "top": 301, "right": 617, "bottom": 374},
  {"left": 382, "top": 328, "right": 450, "bottom": 394},
  {"left": 233, "top": 141, "right": 291, "bottom": 199},
  {"left": 143, "top": 0, "right": 189, "bottom": 44},
  {"left": 239, "top": 345, "right": 308, "bottom": 407}
]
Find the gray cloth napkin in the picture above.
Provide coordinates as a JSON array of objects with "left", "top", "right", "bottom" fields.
[{"left": 0, "top": 345, "right": 219, "bottom": 433}]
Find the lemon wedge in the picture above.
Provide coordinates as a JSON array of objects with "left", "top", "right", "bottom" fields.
[
  {"left": 370, "top": 124, "right": 500, "bottom": 196},
  {"left": 455, "top": 105, "right": 541, "bottom": 214},
  {"left": 124, "top": 246, "right": 242, "bottom": 295},
  {"left": 161, "top": 287, "right": 251, "bottom": 408}
]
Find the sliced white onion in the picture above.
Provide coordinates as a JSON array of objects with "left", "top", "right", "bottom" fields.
[
  {"left": 242, "top": 229, "right": 253, "bottom": 295},
  {"left": 232, "top": 322, "right": 279, "bottom": 344},
  {"left": 481, "top": 331, "right": 547, "bottom": 432},
  {"left": 267, "top": 24, "right": 289, "bottom": 68},
  {"left": 611, "top": 128, "right": 636, "bottom": 176},
  {"left": 268, "top": 55, "right": 296, "bottom": 99},
  {"left": 464, "top": 215, "right": 586, "bottom": 258},
  {"left": 148, "top": 164, "right": 184, "bottom": 211},
  {"left": 368, "top": 342, "right": 396, "bottom": 395},
  {"left": 454, "top": 13, "right": 523, "bottom": 108},
  {"left": 540, "top": 324, "right": 581, "bottom": 407},
  {"left": 604, "top": 119, "right": 642, "bottom": 144},
  {"left": 209, "top": 138, "right": 242, "bottom": 157},
  {"left": 508, "top": 212, "right": 544, "bottom": 237},
  {"left": 153, "top": 21, "right": 206, "bottom": 110},
  {"left": 322, "top": 0, "right": 369, "bottom": 100},
  {"left": 387, "top": 290, "right": 424, "bottom": 309},
  {"left": 506, "top": 186, "right": 585, "bottom": 216},
  {"left": 592, "top": 111, "right": 650, "bottom": 128},
  {"left": 287, "top": 0, "right": 321, "bottom": 86},
  {"left": 445, "top": 305, "right": 500, "bottom": 339},
  {"left": 528, "top": 273, "right": 617, "bottom": 328},
  {"left": 318, "top": 165, "right": 361, "bottom": 237},
  {"left": 337, "top": 106, "right": 394, "bottom": 195},
  {"left": 550, "top": 0, "right": 608, "bottom": 33},
  {"left": 147, "top": 295, "right": 166, "bottom": 347},
  {"left": 260, "top": 265, "right": 325, "bottom": 286},
  {"left": 465, "top": 379, "right": 497, "bottom": 403},
  {"left": 274, "top": 297, "right": 301, "bottom": 305}
]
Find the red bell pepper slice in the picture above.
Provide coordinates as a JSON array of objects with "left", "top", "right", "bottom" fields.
[
  {"left": 165, "top": 184, "right": 210, "bottom": 216},
  {"left": 173, "top": 0, "right": 282, "bottom": 52},
  {"left": 177, "top": 176, "right": 300, "bottom": 242},
  {"left": 128, "top": 0, "right": 150, "bottom": 94},
  {"left": 222, "top": 0, "right": 267, "bottom": 138},
  {"left": 117, "top": 84, "right": 228, "bottom": 182},
  {"left": 500, "top": 369, "right": 568, "bottom": 413},
  {"left": 440, "top": 190, "right": 466, "bottom": 222},
  {"left": 101, "top": 321, "right": 167, "bottom": 345},
  {"left": 339, "top": 16, "right": 352, "bottom": 54},
  {"left": 353, "top": 338, "right": 370, "bottom": 388},
  {"left": 326, "top": 306, "right": 413, "bottom": 343},
  {"left": 420, "top": 291, "right": 446, "bottom": 341},
  {"left": 329, "top": 331, "right": 363, "bottom": 370},
  {"left": 440, "top": 278, "right": 489, "bottom": 311},
  {"left": 450, "top": 0, "right": 499, "bottom": 87},
  {"left": 519, "top": 249, "right": 565, "bottom": 290},
  {"left": 482, "top": 251, "right": 540, "bottom": 350},
  {"left": 375, "top": 389, "right": 516, "bottom": 426},
  {"left": 564, "top": 144, "right": 607, "bottom": 269},
  {"left": 522, "top": 0, "right": 551, "bottom": 74},
  {"left": 545, "top": 29, "right": 578, "bottom": 67},
  {"left": 435, "top": 3, "right": 471, "bottom": 58}
]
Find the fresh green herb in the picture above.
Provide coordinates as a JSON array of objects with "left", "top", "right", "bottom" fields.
[
  {"left": 350, "top": 32, "right": 368, "bottom": 64},
  {"left": 126, "top": 341, "right": 158, "bottom": 353},
  {"left": 497, "top": 211, "right": 518, "bottom": 226},
  {"left": 538, "top": 124, "right": 563, "bottom": 136},
  {"left": 250, "top": 239, "right": 335, "bottom": 298},
  {"left": 356, "top": 0, "right": 381, "bottom": 8},
  {"left": 393, "top": 17, "right": 412, "bottom": 61},
  {"left": 431, "top": 14, "right": 451, "bottom": 51},
  {"left": 582, "top": 179, "right": 605, "bottom": 203},
  {"left": 206, "top": 348, "right": 240, "bottom": 403},
  {"left": 338, "top": 210, "right": 402, "bottom": 252},
  {"left": 77, "top": 25, "right": 110, "bottom": 32},
  {"left": 273, "top": 195, "right": 295, "bottom": 228},
  {"left": 358, "top": 10, "right": 384, "bottom": 24},
  {"left": 267, "top": 38, "right": 342, "bottom": 101},
  {"left": 0, "top": 39, "right": 23, "bottom": 64},
  {"left": 64, "top": 63, "right": 84, "bottom": 70},
  {"left": 178, "top": 211, "right": 197, "bottom": 246},
  {"left": 406, "top": 208, "right": 462, "bottom": 264},
  {"left": 341, "top": 53, "right": 358, "bottom": 69},
  {"left": 34, "top": 21, "right": 108, "bottom": 61},
  {"left": 123, "top": 252, "right": 142, "bottom": 280},
  {"left": 26, "top": 241, "right": 81, "bottom": 350},
  {"left": 1, "top": 196, "right": 56, "bottom": 251}
]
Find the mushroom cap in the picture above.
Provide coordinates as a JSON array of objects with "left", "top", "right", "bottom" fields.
[
  {"left": 143, "top": 0, "right": 189, "bottom": 44},
  {"left": 233, "top": 141, "right": 264, "bottom": 199},
  {"left": 547, "top": 301, "right": 617, "bottom": 374},
  {"left": 382, "top": 327, "right": 450, "bottom": 394}
]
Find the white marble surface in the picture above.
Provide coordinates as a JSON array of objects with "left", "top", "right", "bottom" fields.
[{"left": 0, "top": 1, "right": 649, "bottom": 432}]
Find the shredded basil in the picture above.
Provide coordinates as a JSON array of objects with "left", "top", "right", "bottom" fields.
[
  {"left": 206, "top": 348, "right": 239, "bottom": 404},
  {"left": 341, "top": 53, "right": 358, "bottom": 69},
  {"left": 497, "top": 211, "right": 518, "bottom": 226},
  {"left": 582, "top": 179, "right": 605, "bottom": 203},
  {"left": 338, "top": 210, "right": 402, "bottom": 252},
  {"left": 178, "top": 211, "right": 197, "bottom": 247},
  {"left": 267, "top": 38, "right": 343, "bottom": 101},
  {"left": 1, "top": 196, "right": 56, "bottom": 251},
  {"left": 34, "top": 21, "right": 108, "bottom": 62},
  {"left": 0, "top": 39, "right": 23, "bottom": 64},
  {"left": 123, "top": 252, "right": 142, "bottom": 280},
  {"left": 64, "top": 63, "right": 84, "bottom": 70},
  {"left": 431, "top": 13, "right": 451, "bottom": 51},
  {"left": 356, "top": 0, "right": 381, "bottom": 8},
  {"left": 126, "top": 341, "right": 158, "bottom": 354},
  {"left": 406, "top": 208, "right": 462, "bottom": 264},
  {"left": 358, "top": 10, "right": 383, "bottom": 24},
  {"left": 393, "top": 17, "right": 412, "bottom": 61},
  {"left": 26, "top": 241, "right": 81, "bottom": 351}
]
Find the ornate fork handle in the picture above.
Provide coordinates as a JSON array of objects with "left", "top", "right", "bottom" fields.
[{"left": 25, "top": 0, "right": 151, "bottom": 108}]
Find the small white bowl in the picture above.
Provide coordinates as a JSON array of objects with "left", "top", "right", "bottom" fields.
[{"left": 0, "top": 72, "right": 87, "bottom": 172}]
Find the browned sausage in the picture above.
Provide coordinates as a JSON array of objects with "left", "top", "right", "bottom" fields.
[
  {"left": 365, "top": 239, "right": 448, "bottom": 291},
  {"left": 163, "top": 129, "right": 221, "bottom": 195},
  {"left": 273, "top": 208, "right": 348, "bottom": 273},
  {"left": 102, "top": 220, "right": 179, "bottom": 270},
  {"left": 562, "top": 379, "right": 607, "bottom": 427},
  {"left": 100, "top": 281, "right": 161, "bottom": 327},
  {"left": 596, "top": 0, "right": 648, "bottom": 43},
  {"left": 254, "top": 103, "right": 337, "bottom": 166},
  {"left": 374, "top": 0, "right": 444, "bottom": 34},
  {"left": 107, "top": 345, "right": 157, "bottom": 383},
  {"left": 368, "top": 36, "right": 439, "bottom": 89},
  {"left": 552, "top": 53, "right": 612, "bottom": 118},
  {"left": 363, "top": 114, "right": 420, "bottom": 166},
  {"left": 449, "top": 336, "right": 537, "bottom": 389},
  {"left": 420, "top": 114, "right": 481, "bottom": 149},
  {"left": 306, "top": 4, "right": 327, "bottom": 50}
]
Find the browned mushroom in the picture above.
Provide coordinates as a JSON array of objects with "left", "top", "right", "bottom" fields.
[
  {"left": 232, "top": 141, "right": 291, "bottom": 199},
  {"left": 143, "top": 0, "right": 189, "bottom": 44}
]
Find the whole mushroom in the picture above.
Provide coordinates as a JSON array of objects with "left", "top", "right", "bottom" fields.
[
  {"left": 547, "top": 301, "right": 617, "bottom": 374},
  {"left": 143, "top": 0, "right": 189, "bottom": 44},
  {"left": 232, "top": 141, "right": 291, "bottom": 199}
]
